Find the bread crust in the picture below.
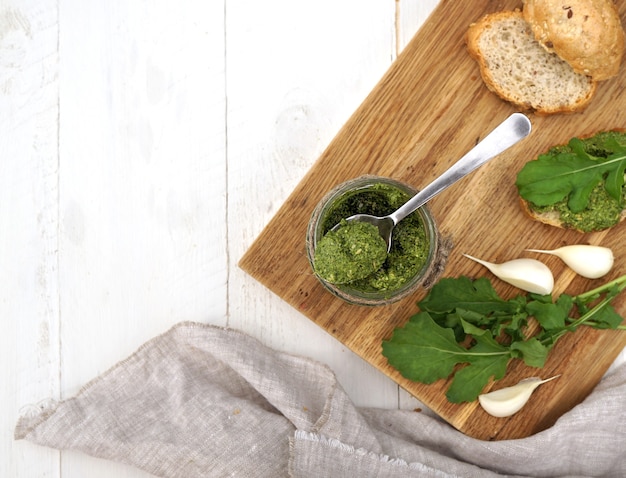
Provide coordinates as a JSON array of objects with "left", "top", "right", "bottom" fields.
[
  {"left": 523, "top": 0, "right": 625, "bottom": 80},
  {"left": 466, "top": 10, "right": 597, "bottom": 114}
]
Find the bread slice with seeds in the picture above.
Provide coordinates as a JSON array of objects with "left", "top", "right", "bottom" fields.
[
  {"left": 523, "top": 0, "right": 624, "bottom": 81},
  {"left": 466, "top": 10, "right": 597, "bottom": 115}
]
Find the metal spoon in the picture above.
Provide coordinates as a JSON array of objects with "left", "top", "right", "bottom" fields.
[{"left": 332, "top": 112, "right": 532, "bottom": 251}]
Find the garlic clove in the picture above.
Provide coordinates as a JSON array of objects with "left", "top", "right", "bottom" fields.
[
  {"left": 463, "top": 254, "right": 554, "bottom": 295},
  {"left": 478, "top": 375, "right": 561, "bottom": 418},
  {"left": 526, "top": 245, "right": 614, "bottom": 279}
]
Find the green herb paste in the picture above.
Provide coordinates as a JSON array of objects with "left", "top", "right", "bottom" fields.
[
  {"left": 532, "top": 183, "right": 625, "bottom": 232},
  {"left": 313, "top": 220, "right": 387, "bottom": 284},
  {"left": 315, "top": 183, "right": 430, "bottom": 293}
]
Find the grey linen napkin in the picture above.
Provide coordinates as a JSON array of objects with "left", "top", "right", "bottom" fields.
[{"left": 15, "top": 321, "right": 626, "bottom": 477}]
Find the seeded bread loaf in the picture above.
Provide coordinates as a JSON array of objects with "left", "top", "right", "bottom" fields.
[
  {"left": 466, "top": 10, "right": 597, "bottom": 114},
  {"left": 523, "top": 0, "right": 624, "bottom": 81}
]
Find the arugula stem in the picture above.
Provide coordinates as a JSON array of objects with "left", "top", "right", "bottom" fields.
[
  {"left": 429, "top": 347, "right": 510, "bottom": 358},
  {"left": 569, "top": 295, "right": 615, "bottom": 329},
  {"left": 580, "top": 321, "right": 626, "bottom": 330},
  {"left": 574, "top": 274, "right": 626, "bottom": 303}
]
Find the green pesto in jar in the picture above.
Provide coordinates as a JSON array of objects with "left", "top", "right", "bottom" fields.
[
  {"left": 315, "top": 183, "right": 430, "bottom": 293},
  {"left": 313, "top": 220, "right": 387, "bottom": 284}
]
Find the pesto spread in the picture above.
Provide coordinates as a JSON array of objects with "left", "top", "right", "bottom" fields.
[
  {"left": 314, "top": 183, "right": 430, "bottom": 294},
  {"left": 313, "top": 220, "right": 387, "bottom": 284},
  {"left": 532, "top": 183, "right": 625, "bottom": 232}
]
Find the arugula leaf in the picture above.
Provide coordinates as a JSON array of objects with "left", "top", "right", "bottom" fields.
[
  {"left": 510, "top": 338, "right": 549, "bottom": 368},
  {"left": 501, "top": 313, "right": 530, "bottom": 342},
  {"left": 516, "top": 133, "right": 626, "bottom": 212},
  {"left": 382, "top": 313, "right": 511, "bottom": 403},
  {"left": 573, "top": 293, "right": 624, "bottom": 330},
  {"left": 460, "top": 318, "right": 488, "bottom": 337},
  {"left": 587, "top": 305, "right": 624, "bottom": 329},
  {"left": 419, "top": 276, "right": 526, "bottom": 320},
  {"left": 439, "top": 309, "right": 495, "bottom": 342},
  {"left": 572, "top": 279, "right": 626, "bottom": 329},
  {"left": 446, "top": 332, "right": 510, "bottom": 403},
  {"left": 525, "top": 294, "right": 573, "bottom": 330},
  {"left": 419, "top": 277, "right": 528, "bottom": 343},
  {"left": 382, "top": 312, "right": 471, "bottom": 384},
  {"left": 446, "top": 357, "right": 508, "bottom": 403},
  {"left": 602, "top": 138, "right": 626, "bottom": 201}
]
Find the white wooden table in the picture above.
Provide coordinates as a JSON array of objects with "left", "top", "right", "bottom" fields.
[{"left": 2, "top": 0, "right": 442, "bottom": 476}]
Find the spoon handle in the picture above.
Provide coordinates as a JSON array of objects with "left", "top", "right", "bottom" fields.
[{"left": 390, "top": 112, "right": 532, "bottom": 224}]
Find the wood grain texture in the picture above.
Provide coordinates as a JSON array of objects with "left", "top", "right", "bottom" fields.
[{"left": 240, "top": 0, "right": 626, "bottom": 440}]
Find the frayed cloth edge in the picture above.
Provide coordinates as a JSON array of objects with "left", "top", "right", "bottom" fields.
[
  {"left": 290, "top": 430, "right": 455, "bottom": 478},
  {"left": 14, "top": 398, "right": 60, "bottom": 440}
]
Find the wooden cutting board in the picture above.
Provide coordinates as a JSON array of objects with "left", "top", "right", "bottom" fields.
[{"left": 239, "top": 0, "right": 626, "bottom": 440}]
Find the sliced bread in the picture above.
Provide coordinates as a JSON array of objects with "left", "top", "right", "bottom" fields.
[{"left": 466, "top": 10, "right": 597, "bottom": 114}]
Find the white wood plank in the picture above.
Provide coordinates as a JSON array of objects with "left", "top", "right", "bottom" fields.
[
  {"left": 397, "top": 0, "right": 441, "bottom": 52},
  {"left": 57, "top": 0, "right": 227, "bottom": 389},
  {"left": 0, "top": 2, "right": 62, "bottom": 477},
  {"left": 226, "top": 0, "right": 403, "bottom": 409},
  {"left": 56, "top": 0, "right": 226, "bottom": 476},
  {"left": 0, "top": 0, "right": 59, "bottom": 478}
]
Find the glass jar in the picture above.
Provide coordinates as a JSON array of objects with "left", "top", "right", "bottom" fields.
[{"left": 306, "top": 175, "right": 442, "bottom": 306}]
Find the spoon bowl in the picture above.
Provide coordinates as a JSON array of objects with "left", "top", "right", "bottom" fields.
[{"left": 331, "top": 113, "right": 532, "bottom": 251}]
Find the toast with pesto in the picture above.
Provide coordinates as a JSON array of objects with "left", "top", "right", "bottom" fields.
[{"left": 516, "top": 130, "right": 626, "bottom": 232}]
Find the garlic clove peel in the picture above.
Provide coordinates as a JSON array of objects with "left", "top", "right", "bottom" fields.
[
  {"left": 526, "top": 245, "right": 614, "bottom": 279},
  {"left": 463, "top": 254, "right": 554, "bottom": 295},
  {"left": 478, "top": 375, "right": 561, "bottom": 418}
]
